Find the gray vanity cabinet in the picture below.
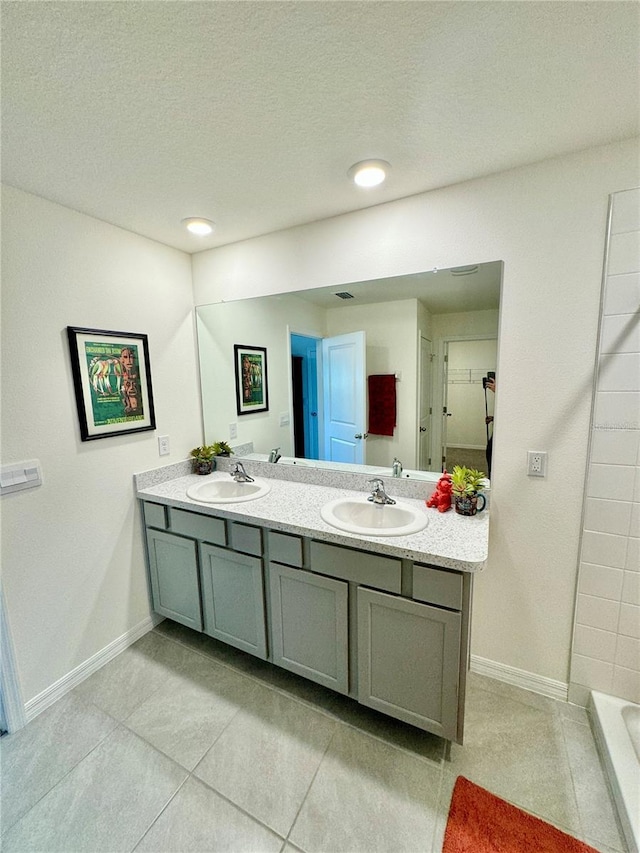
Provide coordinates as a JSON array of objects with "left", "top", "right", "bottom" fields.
[
  {"left": 200, "top": 543, "right": 267, "bottom": 659},
  {"left": 141, "top": 500, "right": 472, "bottom": 745},
  {"left": 357, "top": 587, "right": 461, "bottom": 740},
  {"left": 269, "top": 561, "right": 349, "bottom": 694},
  {"left": 145, "top": 528, "right": 202, "bottom": 631}
]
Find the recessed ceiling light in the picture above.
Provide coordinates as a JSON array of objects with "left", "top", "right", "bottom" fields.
[
  {"left": 182, "top": 217, "right": 216, "bottom": 236},
  {"left": 347, "top": 159, "right": 390, "bottom": 188}
]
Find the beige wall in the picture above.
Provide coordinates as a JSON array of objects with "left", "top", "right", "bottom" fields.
[
  {"left": 2, "top": 138, "right": 637, "bottom": 709},
  {"left": 193, "top": 138, "right": 640, "bottom": 687},
  {"left": 197, "top": 294, "right": 327, "bottom": 455},
  {"left": 1, "top": 186, "right": 202, "bottom": 705}
]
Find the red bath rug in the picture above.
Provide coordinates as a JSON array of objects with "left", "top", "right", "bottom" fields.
[{"left": 442, "top": 776, "right": 598, "bottom": 853}]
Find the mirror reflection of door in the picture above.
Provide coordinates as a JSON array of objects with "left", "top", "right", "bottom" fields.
[
  {"left": 442, "top": 338, "right": 497, "bottom": 475},
  {"left": 418, "top": 333, "right": 433, "bottom": 469},
  {"left": 290, "top": 334, "right": 320, "bottom": 459},
  {"left": 321, "top": 330, "right": 366, "bottom": 464}
]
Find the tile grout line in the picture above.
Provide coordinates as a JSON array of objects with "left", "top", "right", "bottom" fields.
[
  {"left": 151, "top": 626, "right": 448, "bottom": 768},
  {"left": 183, "top": 769, "right": 287, "bottom": 846},
  {"left": 0, "top": 701, "right": 121, "bottom": 838},
  {"left": 127, "top": 775, "right": 190, "bottom": 853},
  {"left": 428, "top": 762, "right": 449, "bottom": 853},
  {"left": 281, "top": 726, "right": 339, "bottom": 850}
]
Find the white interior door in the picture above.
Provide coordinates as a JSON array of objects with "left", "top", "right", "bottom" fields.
[
  {"left": 418, "top": 334, "right": 432, "bottom": 469},
  {"left": 321, "top": 330, "right": 366, "bottom": 464}
]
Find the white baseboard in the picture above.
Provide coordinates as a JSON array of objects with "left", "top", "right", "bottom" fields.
[
  {"left": 22, "top": 625, "right": 568, "bottom": 725},
  {"left": 470, "top": 654, "right": 569, "bottom": 702},
  {"left": 24, "top": 614, "right": 161, "bottom": 723}
]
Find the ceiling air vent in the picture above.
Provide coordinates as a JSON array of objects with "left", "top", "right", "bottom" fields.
[{"left": 334, "top": 291, "right": 355, "bottom": 300}]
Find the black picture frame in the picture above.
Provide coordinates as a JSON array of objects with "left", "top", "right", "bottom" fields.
[
  {"left": 234, "top": 344, "right": 269, "bottom": 416},
  {"left": 67, "top": 326, "right": 156, "bottom": 441}
]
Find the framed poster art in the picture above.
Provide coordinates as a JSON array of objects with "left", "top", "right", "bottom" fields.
[
  {"left": 234, "top": 344, "right": 269, "bottom": 416},
  {"left": 67, "top": 326, "right": 156, "bottom": 441}
]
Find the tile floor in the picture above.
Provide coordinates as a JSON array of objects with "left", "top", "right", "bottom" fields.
[{"left": 1, "top": 621, "right": 628, "bottom": 853}]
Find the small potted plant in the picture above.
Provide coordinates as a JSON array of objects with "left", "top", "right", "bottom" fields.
[
  {"left": 450, "top": 465, "right": 487, "bottom": 516},
  {"left": 190, "top": 444, "right": 217, "bottom": 475},
  {"left": 212, "top": 440, "right": 233, "bottom": 457}
]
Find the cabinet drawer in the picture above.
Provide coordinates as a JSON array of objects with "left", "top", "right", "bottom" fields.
[
  {"left": 170, "top": 508, "right": 226, "bottom": 545},
  {"left": 412, "top": 564, "right": 463, "bottom": 610},
  {"left": 268, "top": 531, "right": 304, "bottom": 567},
  {"left": 143, "top": 501, "right": 168, "bottom": 530},
  {"left": 309, "top": 541, "right": 401, "bottom": 593},
  {"left": 230, "top": 521, "right": 262, "bottom": 556}
]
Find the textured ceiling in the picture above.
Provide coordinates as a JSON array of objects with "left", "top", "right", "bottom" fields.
[{"left": 2, "top": 1, "right": 639, "bottom": 253}]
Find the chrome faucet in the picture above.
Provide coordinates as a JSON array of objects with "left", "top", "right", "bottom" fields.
[
  {"left": 231, "top": 462, "right": 254, "bottom": 483},
  {"left": 268, "top": 447, "right": 281, "bottom": 463},
  {"left": 392, "top": 457, "right": 403, "bottom": 478},
  {"left": 367, "top": 478, "right": 396, "bottom": 505}
]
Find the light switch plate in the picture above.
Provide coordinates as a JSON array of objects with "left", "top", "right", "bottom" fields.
[{"left": 1, "top": 459, "right": 43, "bottom": 495}]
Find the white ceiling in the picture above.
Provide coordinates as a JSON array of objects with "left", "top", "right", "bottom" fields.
[
  {"left": 2, "top": 2, "right": 638, "bottom": 254},
  {"left": 292, "top": 261, "right": 502, "bottom": 313}
]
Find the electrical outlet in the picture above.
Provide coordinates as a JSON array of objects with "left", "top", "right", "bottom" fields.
[
  {"left": 229, "top": 423, "right": 238, "bottom": 439},
  {"left": 158, "top": 435, "right": 170, "bottom": 456},
  {"left": 527, "top": 450, "right": 547, "bottom": 477}
]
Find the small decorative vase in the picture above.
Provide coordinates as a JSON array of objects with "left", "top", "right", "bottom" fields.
[
  {"left": 454, "top": 493, "right": 486, "bottom": 516},
  {"left": 194, "top": 459, "right": 215, "bottom": 475}
]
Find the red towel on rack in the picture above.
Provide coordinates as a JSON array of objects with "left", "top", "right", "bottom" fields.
[{"left": 368, "top": 374, "right": 396, "bottom": 436}]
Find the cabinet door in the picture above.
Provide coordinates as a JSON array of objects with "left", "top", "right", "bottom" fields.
[
  {"left": 270, "top": 563, "right": 349, "bottom": 695},
  {"left": 200, "top": 544, "right": 267, "bottom": 659},
  {"left": 357, "top": 587, "right": 461, "bottom": 740},
  {"left": 146, "top": 529, "right": 202, "bottom": 631}
]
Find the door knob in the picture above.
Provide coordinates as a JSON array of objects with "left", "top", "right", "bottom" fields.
[
  {"left": 420, "top": 426, "right": 427, "bottom": 432},
  {"left": 354, "top": 433, "right": 369, "bottom": 440}
]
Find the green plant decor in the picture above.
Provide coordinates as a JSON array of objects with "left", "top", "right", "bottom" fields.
[
  {"left": 450, "top": 465, "right": 487, "bottom": 497},
  {"left": 212, "top": 440, "right": 233, "bottom": 457},
  {"left": 190, "top": 444, "right": 217, "bottom": 462}
]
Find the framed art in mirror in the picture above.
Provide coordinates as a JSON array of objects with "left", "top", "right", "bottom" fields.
[
  {"left": 67, "top": 326, "right": 156, "bottom": 441},
  {"left": 234, "top": 344, "right": 269, "bottom": 416}
]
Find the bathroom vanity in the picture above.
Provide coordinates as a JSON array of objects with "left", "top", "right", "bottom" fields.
[{"left": 136, "top": 464, "right": 488, "bottom": 747}]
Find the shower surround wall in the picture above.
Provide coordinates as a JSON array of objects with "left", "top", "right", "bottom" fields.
[{"left": 570, "top": 187, "right": 640, "bottom": 706}]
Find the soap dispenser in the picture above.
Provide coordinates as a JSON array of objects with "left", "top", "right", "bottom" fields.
[{"left": 392, "top": 457, "right": 403, "bottom": 477}]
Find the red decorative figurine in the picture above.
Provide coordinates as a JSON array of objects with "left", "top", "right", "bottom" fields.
[{"left": 426, "top": 470, "right": 453, "bottom": 513}]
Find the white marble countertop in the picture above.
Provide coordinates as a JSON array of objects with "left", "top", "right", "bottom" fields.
[{"left": 136, "top": 471, "right": 488, "bottom": 572}]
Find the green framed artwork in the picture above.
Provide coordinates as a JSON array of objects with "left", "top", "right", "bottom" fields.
[
  {"left": 67, "top": 326, "right": 156, "bottom": 441},
  {"left": 234, "top": 344, "right": 269, "bottom": 416}
]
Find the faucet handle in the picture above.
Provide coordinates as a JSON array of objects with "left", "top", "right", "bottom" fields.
[{"left": 367, "top": 477, "right": 395, "bottom": 505}]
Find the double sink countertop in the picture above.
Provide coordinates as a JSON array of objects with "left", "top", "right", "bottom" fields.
[{"left": 135, "top": 460, "right": 489, "bottom": 573}]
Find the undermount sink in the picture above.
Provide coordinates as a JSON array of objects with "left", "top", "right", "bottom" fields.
[
  {"left": 320, "top": 497, "right": 428, "bottom": 537},
  {"left": 186, "top": 476, "right": 271, "bottom": 504}
]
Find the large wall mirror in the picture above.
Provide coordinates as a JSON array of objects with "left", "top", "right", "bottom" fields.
[{"left": 196, "top": 261, "right": 502, "bottom": 480}]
